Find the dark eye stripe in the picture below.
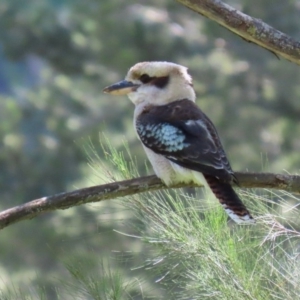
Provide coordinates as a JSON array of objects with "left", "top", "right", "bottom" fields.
[
  {"left": 139, "top": 74, "right": 170, "bottom": 89},
  {"left": 140, "top": 74, "right": 152, "bottom": 84},
  {"left": 152, "top": 76, "right": 169, "bottom": 88}
]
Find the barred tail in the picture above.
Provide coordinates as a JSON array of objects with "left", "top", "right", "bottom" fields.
[{"left": 204, "top": 174, "right": 255, "bottom": 224}]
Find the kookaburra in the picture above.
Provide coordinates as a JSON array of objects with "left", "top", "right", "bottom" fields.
[{"left": 103, "top": 61, "right": 254, "bottom": 224}]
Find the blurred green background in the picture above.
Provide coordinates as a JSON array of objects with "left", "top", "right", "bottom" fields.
[{"left": 1, "top": 0, "right": 300, "bottom": 298}]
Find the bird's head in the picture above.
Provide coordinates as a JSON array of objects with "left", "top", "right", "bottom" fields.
[{"left": 103, "top": 61, "right": 195, "bottom": 106}]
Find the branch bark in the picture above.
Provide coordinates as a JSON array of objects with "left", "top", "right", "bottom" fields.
[
  {"left": 0, "top": 172, "right": 299, "bottom": 230},
  {"left": 176, "top": 0, "right": 300, "bottom": 65}
]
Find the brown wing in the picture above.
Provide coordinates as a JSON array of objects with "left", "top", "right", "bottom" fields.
[{"left": 136, "top": 99, "right": 235, "bottom": 183}]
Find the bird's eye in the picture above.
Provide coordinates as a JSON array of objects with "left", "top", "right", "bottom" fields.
[{"left": 139, "top": 74, "right": 152, "bottom": 84}]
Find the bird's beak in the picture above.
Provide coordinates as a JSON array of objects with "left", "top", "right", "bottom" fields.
[{"left": 103, "top": 80, "right": 140, "bottom": 96}]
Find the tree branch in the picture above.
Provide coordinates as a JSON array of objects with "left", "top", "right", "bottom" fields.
[
  {"left": 0, "top": 172, "right": 299, "bottom": 230},
  {"left": 176, "top": 0, "right": 300, "bottom": 65}
]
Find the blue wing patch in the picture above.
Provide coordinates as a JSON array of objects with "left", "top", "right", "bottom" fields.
[{"left": 136, "top": 123, "right": 190, "bottom": 152}]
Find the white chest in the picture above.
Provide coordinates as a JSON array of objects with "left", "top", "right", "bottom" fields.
[{"left": 142, "top": 146, "right": 205, "bottom": 187}]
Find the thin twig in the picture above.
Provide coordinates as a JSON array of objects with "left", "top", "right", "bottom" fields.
[{"left": 0, "top": 172, "right": 299, "bottom": 230}]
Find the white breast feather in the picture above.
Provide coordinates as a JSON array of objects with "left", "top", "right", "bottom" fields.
[{"left": 142, "top": 145, "right": 205, "bottom": 187}]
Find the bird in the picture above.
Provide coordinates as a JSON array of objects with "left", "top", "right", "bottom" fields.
[{"left": 103, "top": 61, "right": 254, "bottom": 224}]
